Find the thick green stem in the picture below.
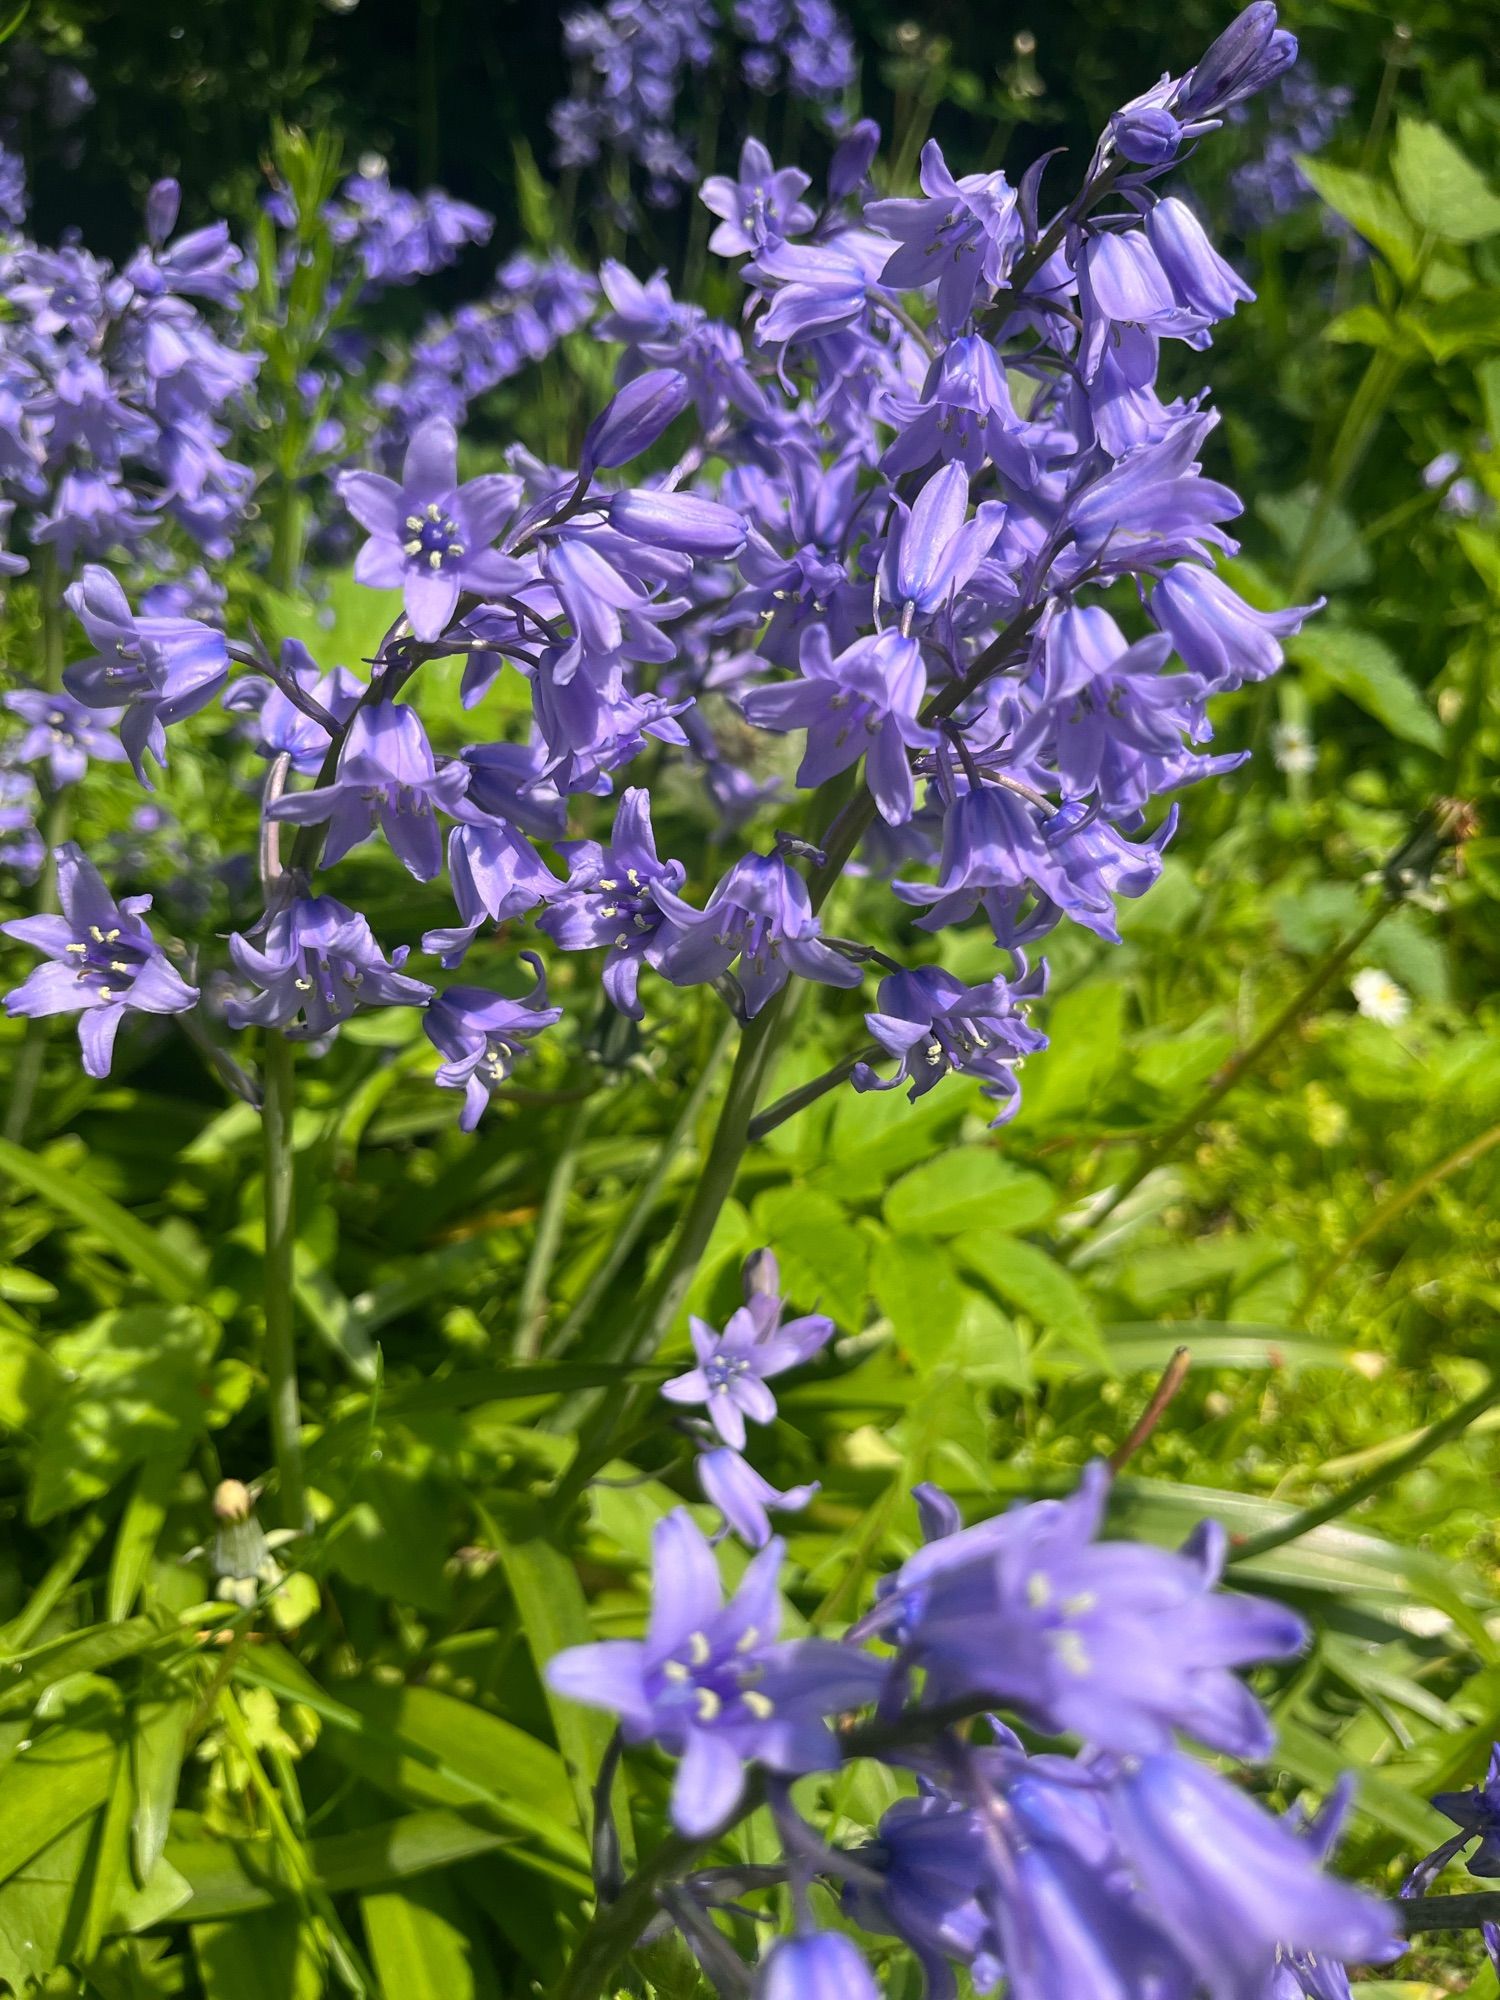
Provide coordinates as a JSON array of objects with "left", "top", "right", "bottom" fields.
[
  {"left": 513, "top": 1093, "right": 596, "bottom": 1360},
  {"left": 553, "top": 1827, "right": 711, "bottom": 2000},
  {"left": 261, "top": 1032, "right": 306, "bottom": 1531},
  {"left": 1228, "top": 1372, "right": 1500, "bottom": 1564},
  {"left": 1076, "top": 898, "right": 1392, "bottom": 1245}
]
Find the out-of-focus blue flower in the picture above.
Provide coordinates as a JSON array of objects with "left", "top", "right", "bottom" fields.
[
  {"left": 753, "top": 1931, "right": 880, "bottom": 2000},
  {"left": 63, "top": 564, "right": 229, "bottom": 785},
  {"left": 854, "top": 1461, "right": 1305, "bottom": 1758},
  {"left": 2, "top": 842, "right": 197, "bottom": 1076},
  {"left": 696, "top": 1447, "right": 818, "bottom": 1549},
  {"left": 3, "top": 687, "right": 125, "bottom": 787},
  {"left": 545, "top": 1509, "right": 887, "bottom": 1835},
  {"left": 423, "top": 953, "right": 562, "bottom": 1128},
  {"left": 225, "top": 896, "right": 432, "bottom": 1038}
]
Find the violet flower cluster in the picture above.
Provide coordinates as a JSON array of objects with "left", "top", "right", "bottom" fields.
[
  {"left": 1229, "top": 64, "right": 1353, "bottom": 229},
  {"left": 551, "top": 0, "right": 854, "bottom": 209},
  {"left": 546, "top": 1454, "right": 1399, "bottom": 1995},
  {"left": 4, "top": 3, "right": 1323, "bottom": 1146}
]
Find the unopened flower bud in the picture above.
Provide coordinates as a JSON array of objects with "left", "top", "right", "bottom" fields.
[
  {"left": 580, "top": 368, "right": 690, "bottom": 477},
  {"left": 213, "top": 1478, "right": 253, "bottom": 1523}
]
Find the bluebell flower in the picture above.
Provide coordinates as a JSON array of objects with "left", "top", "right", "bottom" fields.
[
  {"left": 853, "top": 963, "right": 1046, "bottom": 1120},
  {"left": 655, "top": 850, "right": 864, "bottom": 1016},
  {"left": 1146, "top": 198, "right": 1255, "bottom": 322},
  {"left": 226, "top": 897, "right": 432, "bottom": 1039},
  {"left": 423, "top": 954, "right": 562, "bottom": 1128},
  {"left": 1111, "top": 1754, "right": 1398, "bottom": 2000},
  {"left": 267, "top": 697, "right": 473, "bottom": 881},
  {"left": 545, "top": 1510, "right": 888, "bottom": 1835},
  {"left": 881, "top": 334, "right": 1039, "bottom": 485},
  {"left": 741, "top": 627, "right": 937, "bottom": 825},
  {"left": 63, "top": 564, "right": 229, "bottom": 785},
  {"left": 606, "top": 486, "right": 747, "bottom": 557},
  {"left": 701, "top": 138, "right": 815, "bottom": 258},
  {"left": 662, "top": 1293, "right": 835, "bottom": 1448},
  {"left": 1175, "top": 2, "right": 1298, "bottom": 120},
  {"left": 339, "top": 417, "right": 525, "bottom": 640},
  {"left": 855, "top": 1463, "right": 1305, "bottom": 1758},
  {"left": 579, "top": 367, "right": 692, "bottom": 476},
  {"left": 867, "top": 142, "right": 1025, "bottom": 335},
  {"left": 753, "top": 1931, "right": 880, "bottom": 2000},
  {"left": 878, "top": 460, "right": 1007, "bottom": 626},
  {"left": 1151, "top": 565, "right": 1319, "bottom": 692},
  {"left": 3, "top": 688, "right": 126, "bottom": 787},
  {"left": 1067, "top": 414, "right": 1243, "bottom": 572},
  {"left": 537, "top": 785, "right": 685, "bottom": 1017},
  {"left": 749, "top": 231, "right": 891, "bottom": 347},
  {"left": 422, "top": 818, "right": 561, "bottom": 968},
  {"left": 2, "top": 843, "right": 198, "bottom": 1076},
  {"left": 222, "top": 641, "right": 364, "bottom": 775},
  {"left": 696, "top": 1447, "right": 818, "bottom": 1550}
]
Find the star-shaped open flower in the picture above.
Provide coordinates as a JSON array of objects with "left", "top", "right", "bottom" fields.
[
  {"left": 545, "top": 1510, "right": 887, "bottom": 1836},
  {"left": 338, "top": 416, "right": 526, "bottom": 641}
]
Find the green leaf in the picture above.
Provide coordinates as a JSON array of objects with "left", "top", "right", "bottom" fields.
[
  {"left": 957, "top": 1235, "right": 1110, "bottom": 1370},
  {"left": 29, "top": 1308, "right": 221, "bottom": 1524},
  {"left": 1402, "top": 288, "right": 1500, "bottom": 363},
  {"left": 494, "top": 1531, "right": 633, "bottom": 1861},
  {"left": 0, "top": 1721, "right": 120, "bottom": 1880},
  {"left": 513, "top": 138, "right": 557, "bottom": 247},
  {"left": 750, "top": 1186, "right": 868, "bottom": 1324},
  {"left": 0, "top": 1617, "right": 172, "bottom": 1720},
  {"left": 1287, "top": 626, "right": 1444, "bottom": 752},
  {"left": 883, "top": 1150, "right": 1054, "bottom": 1238},
  {"left": 869, "top": 1235, "right": 966, "bottom": 1363},
  {"left": 193, "top": 1912, "right": 325, "bottom": 2000},
  {"left": 0, "top": 1136, "right": 202, "bottom": 1302},
  {"left": 1392, "top": 118, "right": 1500, "bottom": 245},
  {"left": 239, "top": 1651, "right": 589, "bottom": 1886},
  {"left": 362, "top": 1876, "right": 499, "bottom": 2000},
  {"left": 1274, "top": 1718, "right": 1452, "bottom": 1849},
  {"left": 1297, "top": 156, "right": 1419, "bottom": 275},
  {"left": 166, "top": 1809, "right": 516, "bottom": 1921},
  {"left": 0, "top": 1326, "right": 64, "bottom": 1431},
  {"left": 1101, "top": 1322, "right": 1354, "bottom": 1377},
  {"left": 0, "top": 1814, "right": 95, "bottom": 1990},
  {"left": 132, "top": 1695, "right": 193, "bottom": 1883},
  {"left": 948, "top": 1292, "right": 1032, "bottom": 1392},
  {"left": 107, "top": 1452, "right": 187, "bottom": 1622}
]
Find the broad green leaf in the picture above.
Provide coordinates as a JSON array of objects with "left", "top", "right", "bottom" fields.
[
  {"left": 1402, "top": 288, "right": 1500, "bottom": 364},
  {"left": 1257, "top": 492, "right": 1373, "bottom": 592},
  {"left": 71, "top": 1741, "right": 133, "bottom": 1962},
  {"left": 869, "top": 1235, "right": 966, "bottom": 1362},
  {"left": 0, "top": 1136, "right": 201, "bottom": 1302},
  {"left": 1392, "top": 118, "right": 1500, "bottom": 245},
  {"left": 957, "top": 1235, "right": 1110, "bottom": 1370},
  {"left": 166, "top": 1809, "right": 515, "bottom": 1921},
  {"left": 883, "top": 1150, "right": 1054, "bottom": 1238},
  {"left": 1101, "top": 1322, "right": 1353, "bottom": 1377},
  {"left": 1287, "top": 627, "right": 1444, "bottom": 752},
  {"left": 240, "top": 1651, "right": 589, "bottom": 1884},
  {"left": 1275, "top": 1719, "right": 1451, "bottom": 1849},
  {"left": 947, "top": 1292, "right": 1032, "bottom": 1392},
  {"left": 29, "top": 1308, "right": 221, "bottom": 1524},
  {"left": 0, "top": 1721, "right": 120, "bottom": 1880},
  {"left": 363, "top": 1876, "right": 499, "bottom": 2000},
  {"left": 0, "top": 1617, "right": 171, "bottom": 1720},
  {"left": 751, "top": 1186, "right": 868, "bottom": 1325},
  {"left": 1297, "top": 156, "right": 1419, "bottom": 275},
  {"left": 326, "top": 1461, "right": 455, "bottom": 1615},
  {"left": 495, "top": 1530, "right": 634, "bottom": 1861},
  {"left": 0, "top": 1326, "right": 64, "bottom": 1431},
  {"left": 0, "top": 1814, "right": 96, "bottom": 1991},
  {"left": 193, "top": 1912, "right": 325, "bottom": 2000}
]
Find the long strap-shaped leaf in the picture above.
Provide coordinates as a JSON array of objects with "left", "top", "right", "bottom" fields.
[{"left": 0, "top": 1135, "right": 201, "bottom": 1302}]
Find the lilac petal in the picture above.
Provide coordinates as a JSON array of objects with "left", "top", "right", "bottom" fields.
[
  {"left": 402, "top": 416, "right": 459, "bottom": 499},
  {"left": 403, "top": 568, "right": 462, "bottom": 643},
  {"left": 646, "top": 1510, "right": 723, "bottom": 1658},
  {"left": 5, "top": 961, "right": 93, "bottom": 1017},
  {"left": 732, "top": 1375, "right": 778, "bottom": 1427},
  {"left": 671, "top": 1727, "right": 745, "bottom": 1837},
  {"left": 78, "top": 1004, "right": 123, "bottom": 1078},
  {"left": 544, "top": 1640, "right": 653, "bottom": 1732},
  {"left": 354, "top": 538, "right": 407, "bottom": 589},
  {"left": 338, "top": 471, "right": 403, "bottom": 539},
  {"left": 661, "top": 1368, "right": 710, "bottom": 1406}
]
